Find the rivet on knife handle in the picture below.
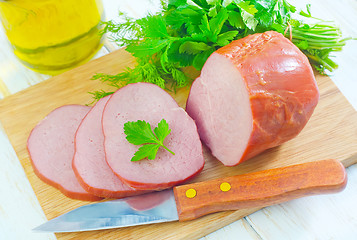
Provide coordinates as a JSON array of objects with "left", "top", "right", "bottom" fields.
[{"left": 173, "top": 159, "right": 347, "bottom": 221}]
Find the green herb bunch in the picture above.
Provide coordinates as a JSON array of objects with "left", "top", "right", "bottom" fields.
[{"left": 91, "top": 0, "right": 351, "bottom": 100}]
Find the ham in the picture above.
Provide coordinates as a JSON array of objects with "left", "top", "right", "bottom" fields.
[
  {"left": 73, "top": 95, "right": 147, "bottom": 198},
  {"left": 103, "top": 83, "right": 204, "bottom": 191},
  {"left": 186, "top": 31, "right": 320, "bottom": 166},
  {"left": 125, "top": 190, "right": 172, "bottom": 211},
  {"left": 27, "top": 105, "right": 102, "bottom": 201}
]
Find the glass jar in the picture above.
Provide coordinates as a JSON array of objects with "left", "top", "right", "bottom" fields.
[{"left": 0, "top": 0, "right": 104, "bottom": 75}]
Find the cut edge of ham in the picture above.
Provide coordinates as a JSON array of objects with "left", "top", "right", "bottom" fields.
[
  {"left": 73, "top": 95, "right": 149, "bottom": 198},
  {"left": 27, "top": 105, "right": 102, "bottom": 201}
]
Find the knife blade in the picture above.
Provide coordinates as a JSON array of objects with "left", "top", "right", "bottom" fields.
[{"left": 33, "top": 159, "right": 347, "bottom": 232}]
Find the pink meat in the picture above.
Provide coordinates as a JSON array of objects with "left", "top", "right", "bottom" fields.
[
  {"left": 125, "top": 190, "right": 172, "bottom": 211},
  {"left": 73, "top": 95, "right": 148, "bottom": 198},
  {"left": 27, "top": 105, "right": 102, "bottom": 201},
  {"left": 103, "top": 83, "right": 204, "bottom": 191},
  {"left": 186, "top": 31, "right": 320, "bottom": 166}
]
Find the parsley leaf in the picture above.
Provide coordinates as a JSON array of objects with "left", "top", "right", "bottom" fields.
[
  {"left": 131, "top": 144, "right": 160, "bottom": 162},
  {"left": 216, "top": 30, "right": 239, "bottom": 46},
  {"left": 124, "top": 119, "right": 175, "bottom": 162},
  {"left": 192, "top": 48, "right": 215, "bottom": 69},
  {"left": 228, "top": 10, "right": 245, "bottom": 29},
  {"left": 179, "top": 41, "right": 211, "bottom": 54},
  {"left": 240, "top": 10, "right": 258, "bottom": 30},
  {"left": 208, "top": 7, "right": 229, "bottom": 37},
  {"left": 154, "top": 119, "right": 171, "bottom": 141},
  {"left": 233, "top": 1, "right": 258, "bottom": 30},
  {"left": 234, "top": 0, "right": 258, "bottom": 15}
]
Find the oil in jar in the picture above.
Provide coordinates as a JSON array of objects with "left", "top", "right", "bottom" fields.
[{"left": 0, "top": 0, "right": 105, "bottom": 75}]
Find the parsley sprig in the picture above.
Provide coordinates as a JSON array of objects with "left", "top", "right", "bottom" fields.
[
  {"left": 124, "top": 119, "right": 175, "bottom": 162},
  {"left": 91, "top": 0, "right": 352, "bottom": 101}
]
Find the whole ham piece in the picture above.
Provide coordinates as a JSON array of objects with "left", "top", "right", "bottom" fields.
[
  {"left": 103, "top": 83, "right": 205, "bottom": 190},
  {"left": 27, "top": 105, "right": 102, "bottom": 201},
  {"left": 186, "top": 31, "right": 320, "bottom": 166},
  {"left": 73, "top": 95, "right": 147, "bottom": 198}
]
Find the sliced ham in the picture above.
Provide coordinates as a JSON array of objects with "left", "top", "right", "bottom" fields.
[
  {"left": 103, "top": 82, "right": 204, "bottom": 191},
  {"left": 73, "top": 95, "right": 148, "bottom": 198},
  {"left": 186, "top": 31, "right": 320, "bottom": 166},
  {"left": 27, "top": 105, "right": 102, "bottom": 201}
]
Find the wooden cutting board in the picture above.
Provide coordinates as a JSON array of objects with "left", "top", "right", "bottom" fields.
[{"left": 0, "top": 48, "right": 357, "bottom": 240}]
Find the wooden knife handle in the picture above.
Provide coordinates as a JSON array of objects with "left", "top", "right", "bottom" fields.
[{"left": 173, "top": 159, "right": 347, "bottom": 221}]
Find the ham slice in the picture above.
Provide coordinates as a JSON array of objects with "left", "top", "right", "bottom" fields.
[
  {"left": 103, "top": 83, "right": 204, "bottom": 191},
  {"left": 186, "top": 31, "right": 320, "bottom": 166},
  {"left": 73, "top": 95, "right": 147, "bottom": 198},
  {"left": 27, "top": 105, "right": 102, "bottom": 201}
]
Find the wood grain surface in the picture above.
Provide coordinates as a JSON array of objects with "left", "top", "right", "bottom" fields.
[{"left": 0, "top": 48, "right": 357, "bottom": 240}]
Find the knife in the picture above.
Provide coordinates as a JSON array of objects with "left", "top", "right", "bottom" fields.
[{"left": 33, "top": 159, "right": 347, "bottom": 232}]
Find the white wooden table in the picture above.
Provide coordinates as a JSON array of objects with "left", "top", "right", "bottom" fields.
[{"left": 0, "top": 0, "right": 356, "bottom": 239}]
